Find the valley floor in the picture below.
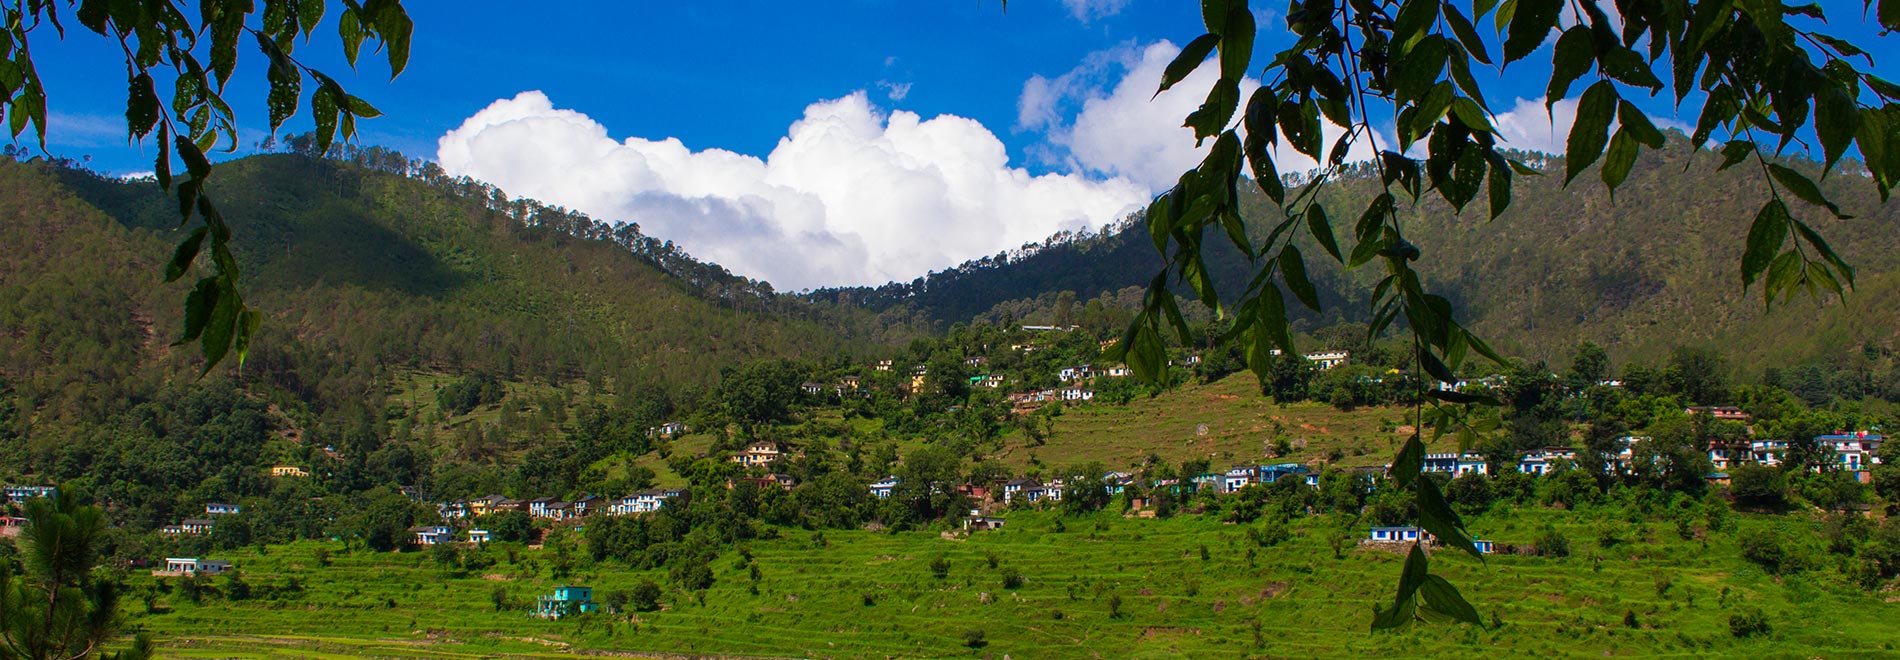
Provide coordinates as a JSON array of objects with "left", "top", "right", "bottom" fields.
[{"left": 126, "top": 507, "right": 1900, "bottom": 659}]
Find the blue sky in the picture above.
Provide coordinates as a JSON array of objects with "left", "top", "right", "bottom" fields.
[{"left": 28, "top": 1, "right": 1900, "bottom": 289}]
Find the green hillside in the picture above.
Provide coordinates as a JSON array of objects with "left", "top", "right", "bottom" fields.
[{"left": 818, "top": 138, "right": 1900, "bottom": 372}]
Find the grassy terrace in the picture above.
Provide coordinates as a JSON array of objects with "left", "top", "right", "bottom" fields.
[
  {"left": 1005, "top": 374, "right": 1417, "bottom": 471},
  {"left": 126, "top": 506, "right": 1899, "bottom": 659}
]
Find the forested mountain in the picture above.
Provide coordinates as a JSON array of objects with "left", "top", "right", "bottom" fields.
[
  {"left": 0, "top": 150, "right": 921, "bottom": 527},
  {"left": 813, "top": 137, "right": 1900, "bottom": 372}
]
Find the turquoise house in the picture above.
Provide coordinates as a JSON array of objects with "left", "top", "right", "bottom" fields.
[{"left": 534, "top": 586, "right": 597, "bottom": 618}]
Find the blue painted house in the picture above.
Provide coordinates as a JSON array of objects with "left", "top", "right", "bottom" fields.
[{"left": 534, "top": 586, "right": 597, "bottom": 618}]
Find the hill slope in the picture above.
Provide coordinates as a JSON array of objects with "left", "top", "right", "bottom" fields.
[{"left": 819, "top": 139, "right": 1900, "bottom": 370}]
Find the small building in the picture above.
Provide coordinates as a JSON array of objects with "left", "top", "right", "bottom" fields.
[
  {"left": 1423, "top": 452, "right": 1487, "bottom": 476},
  {"left": 469, "top": 528, "right": 493, "bottom": 544},
  {"left": 870, "top": 476, "right": 899, "bottom": 499},
  {"left": 1105, "top": 365, "right": 1132, "bottom": 377},
  {"left": 411, "top": 525, "right": 454, "bottom": 546},
  {"left": 0, "top": 516, "right": 25, "bottom": 538},
  {"left": 468, "top": 495, "right": 510, "bottom": 517},
  {"left": 204, "top": 503, "right": 241, "bottom": 516},
  {"left": 873, "top": 359, "right": 893, "bottom": 372},
  {"left": 801, "top": 381, "right": 827, "bottom": 395},
  {"left": 732, "top": 441, "right": 783, "bottom": 468},
  {"left": 179, "top": 519, "right": 215, "bottom": 535},
  {"left": 157, "top": 557, "right": 231, "bottom": 576},
  {"left": 270, "top": 466, "right": 309, "bottom": 478},
  {"left": 1304, "top": 350, "right": 1350, "bottom": 370},
  {"left": 3, "top": 485, "right": 56, "bottom": 501},
  {"left": 528, "top": 497, "right": 560, "bottom": 519},
  {"left": 544, "top": 500, "right": 575, "bottom": 520},
  {"left": 1686, "top": 406, "right": 1750, "bottom": 421},
  {"left": 1058, "top": 387, "right": 1094, "bottom": 402},
  {"left": 1473, "top": 539, "right": 1495, "bottom": 554},
  {"left": 572, "top": 495, "right": 602, "bottom": 517},
  {"left": 1001, "top": 478, "right": 1039, "bottom": 503},
  {"left": 649, "top": 421, "right": 686, "bottom": 438},
  {"left": 440, "top": 500, "right": 470, "bottom": 519},
  {"left": 534, "top": 586, "right": 597, "bottom": 619},
  {"left": 610, "top": 489, "right": 681, "bottom": 516},
  {"left": 964, "top": 516, "right": 1006, "bottom": 531},
  {"left": 1368, "top": 526, "right": 1422, "bottom": 543}
]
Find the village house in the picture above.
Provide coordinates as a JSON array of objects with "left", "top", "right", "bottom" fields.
[
  {"left": 1473, "top": 539, "right": 1496, "bottom": 554},
  {"left": 1303, "top": 350, "right": 1350, "bottom": 370},
  {"left": 411, "top": 525, "right": 454, "bottom": 546},
  {"left": 534, "top": 586, "right": 597, "bottom": 619},
  {"left": 204, "top": 503, "right": 241, "bottom": 516},
  {"left": 964, "top": 356, "right": 988, "bottom": 368},
  {"left": 528, "top": 497, "right": 560, "bottom": 518},
  {"left": 1423, "top": 453, "right": 1488, "bottom": 476},
  {"left": 840, "top": 376, "right": 861, "bottom": 390},
  {"left": 909, "top": 366, "right": 928, "bottom": 392},
  {"left": 1001, "top": 478, "right": 1039, "bottom": 503},
  {"left": 609, "top": 489, "right": 682, "bottom": 516},
  {"left": 1020, "top": 324, "right": 1079, "bottom": 332},
  {"left": 467, "top": 495, "right": 510, "bottom": 517},
  {"left": 179, "top": 519, "right": 214, "bottom": 535},
  {"left": 732, "top": 441, "right": 783, "bottom": 468},
  {"left": 269, "top": 466, "right": 309, "bottom": 478},
  {"left": 440, "top": 500, "right": 470, "bottom": 519},
  {"left": 1044, "top": 479, "right": 1066, "bottom": 502},
  {"left": 800, "top": 381, "right": 827, "bottom": 395},
  {"left": 1058, "top": 387, "right": 1094, "bottom": 402},
  {"left": 1105, "top": 365, "right": 1132, "bottom": 377},
  {"left": 572, "top": 495, "right": 602, "bottom": 517},
  {"left": 0, "top": 516, "right": 24, "bottom": 539},
  {"left": 1818, "top": 432, "right": 1885, "bottom": 474},
  {"left": 1686, "top": 405, "right": 1751, "bottom": 421},
  {"left": 3, "top": 485, "right": 56, "bottom": 501},
  {"left": 964, "top": 514, "right": 1006, "bottom": 531},
  {"left": 1366, "top": 526, "right": 1425, "bottom": 543},
  {"left": 870, "top": 476, "right": 899, "bottom": 499},
  {"left": 1750, "top": 439, "right": 1789, "bottom": 466},
  {"left": 970, "top": 374, "right": 1005, "bottom": 389},
  {"left": 873, "top": 359, "right": 893, "bottom": 372},
  {"left": 543, "top": 500, "right": 575, "bottom": 520},
  {"left": 155, "top": 557, "right": 231, "bottom": 577},
  {"left": 649, "top": 421, "right": 686, "bottom": 438},
  {"left": 469, "top": 529, "right": 492, "bottom": 544},
  {"left": 1058, "top": 365, "right": 1093, "bottom": 382}
]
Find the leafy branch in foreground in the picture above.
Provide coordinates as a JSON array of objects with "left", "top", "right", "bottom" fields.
[
  {"left": 1113, "top": 0, "right": 1898, "bottom": 630},
  {"left": 0, "top": 490, "right": 152, "bottom": 660},
  {"left": 1, "top": 0, "right": 412, "bottom": 373}
]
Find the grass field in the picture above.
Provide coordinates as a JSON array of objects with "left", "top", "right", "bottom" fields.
[
  {"left": 1002, "top": 374, "right": 1423, "bottom": 472},
  {"left": 124, "top": 503, "right": 1900, "bottom": 659}
]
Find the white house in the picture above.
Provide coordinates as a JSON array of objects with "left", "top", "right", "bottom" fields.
[
  {"left": 1058, "top": 366, "right": 1092, "bottom": 383},
  {"left": 1058, "top": 387, "right": 1094, "bottom": 402},
  {"left": 159, "top": 557, "right": 230, "bottom": 576},
  {"left": 1105, "top": 365, "right": 1132, "bottom": 377},
  {"left": 469, "top": 529, "right": 492, "bottom": 544},
  {"left": 528, "top": 497, "right": 559, "bottom": 518},
  {"left": 609, "top": 489, "right": 681, "bottom": 516},
  {"left": 204, "top": 503, "right": 241, "bottom": 516},
  {"left": 1002, "top": 479, "right": 1039, "bottom": 503},
  {"left": 411, "top": 525, "right": 454, "bottom": 546},
  {"left": 1368, "top": 526, "right": 1423, "bottom": 543},
  {"left": 870, "top": 476, "right": 899, "bottom": 499},
  {"left": 3, "top": 485, "right": 55, "bottom": 501},
  {"left": 1750, "top": 440, "right": 1789, "bottom": 466},
  {"left": 1423, "top": 453, "right": 1486, "bottom": 475},
  {"left": 1303, "top": 350, "right": 1350, "bottom": 370}
]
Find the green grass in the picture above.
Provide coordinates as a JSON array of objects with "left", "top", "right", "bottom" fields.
[
  {"left": 123, "top": 505, "right": 1900, "bottom": 659},
  {"left": 1007, "top": 374, "right": 1420, "bottom": 471}
]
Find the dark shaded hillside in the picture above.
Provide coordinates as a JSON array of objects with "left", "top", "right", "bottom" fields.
[{"left": 817, "top": 139, "right": 1900, "bottom": 371}]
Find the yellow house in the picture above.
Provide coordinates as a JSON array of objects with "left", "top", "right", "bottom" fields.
[{"left": 271, "top": 466, "right": 310, "bottom": 478}]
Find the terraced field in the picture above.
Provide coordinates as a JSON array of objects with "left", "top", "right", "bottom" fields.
[{"left": 125, "top": 504, "right": 1900, "bottom": 658}]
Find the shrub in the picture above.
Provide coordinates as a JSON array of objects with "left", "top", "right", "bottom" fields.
[
  {"left": 929, "top": 555, "right": 950, "bottom": 580},
  {"left": 1728, "top": 608, "right": 1770, "bottom": 638},
  {"left": 963, "top": 629, "right": 987, "bottom": 648},
  {"left": 1738, "top": 528, "right": 1788, "bottom": 574},
  {"left": 1106, "top": 593, "right": 1123, "bottom": 618},
  {"left": 1535, "top": 526, "right": 1571, "bottom": 558},
  {"left": 629, "top": 580, "right": 662, "bottom": 612},
  {"left": 1000, "top": 566, "right": 1024, "bottom": 589},
  {"left": 1730, "top": 465, "right": 1788, "bottom": 509}
]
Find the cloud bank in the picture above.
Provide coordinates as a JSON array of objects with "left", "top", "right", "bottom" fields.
[{"left": 437, "top": 91, "right": 1148, "bottom": 290}]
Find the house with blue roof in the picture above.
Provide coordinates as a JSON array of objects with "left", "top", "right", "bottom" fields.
[{"left": 534, "top": 586, "right": 597, "bottom": 618}]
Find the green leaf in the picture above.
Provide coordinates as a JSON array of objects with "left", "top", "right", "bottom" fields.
[
  {"left": 154, "top": 125, "right": 173, "bottom": 190},
  {"left": 126, "top": 72, "right": 160, "bottom": 139},
  {"left": 1392, "top": 36, "right": 1448, "bottom": 107},
  {"left": 165, "top": 227, "right": 209, "bottom": 283},
  {"left": 1279, "top": 246, "right": 1320, "bottom": 312},
  {"left": 1503, "top": 0, "right": 1563, "bottom": 63},
  {"left": 1599, "top": 129, "right": 1638, "bottom": 192},
  {"left": 1792, "top": 219, "right": 1855, "bottom": 288},
  {"left": 1813, "top": 88, "right": 1859, "bottom": 175},
  {"left": 1158, "top": 34, "right": 1219, "bottom": 98},
  {"left": 1880, "top": 0, "right": 1899, "bottom": 32},
  {"left": 1442, "top": 5, "right": 1492, "bottom": 65},
  {"left": 298, "top": 0, "right": 326, "bottom": 40},
  {"left": 1371, "top": 544, "right": 1431, "bottom": 630},
  {"left": 1418, "top": 575, "right": 1484, "bottom": 625},
  {"left": 1394, "top": 0, "right": 1440, "bottom": 45},
  {"left": 198, "top": 283, "right": 241, "bottom": 375},
  {"left": 233, "top": 308, "right": 263, "bottom": 369},
  {"left": 1564, "top": 82, "right": 1617, "bottom": 185},
  {"left": 1486, "top": 155, "right": 1512, "bottom": 220},
  {"left": 1546, "top": 27, "right": 1593, "bottom": 105},
  {"left": 339, "top": 8, "right": 364, "bottom": 68},
  {"left": 1717, "top": 140, "right": 1754, "bottom": 171},
  {"left": 1742, "top": 199, "right": 1789, "bottom": 287},
  {"left": 175, "top": 277, "right": 221, "bottom": 345},
  {"left": 1391, "top": 435, "right": 1425, "bottom": 487},
  {"left": 1417, "top": 477, "right": 1481, "bottom": 559},
  {"left": 1307, "top": 204, "right": 1341, "bottom": 262},
  {"left": 1618, "top": 101, "right": 1665, "bottom": 148},
  {"left": 175, "top": 135, "right": 212, "bottom": 182},
  {"left": 1185, "top": 78, "right": 1240, "bottom": 144},
  {"left": 1763, "top": 249, "right": 1802, "bottom": 309},
  {"left": 1767, "top": 164, "right": 1844, "bottom": 217},
  {"left": 380, "top": 4, "right": 415, "bottom": 78},
  {"left": 1218, "top": 5, "right": 1254, "bottom": 82}
]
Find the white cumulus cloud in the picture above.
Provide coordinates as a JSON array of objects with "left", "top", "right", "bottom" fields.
[
  {"left": 436, "top": 91, "right": 1148, "bottom": 290},
  {"left": 1062, "top": 0, "right": 1130, "bottom": 23},
  {"left": 1023, "top": 41, "right": 1377, "bottom": 192},
  {"left": 1491, "top": 95, "right": 1688, "bottom": 154}
]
